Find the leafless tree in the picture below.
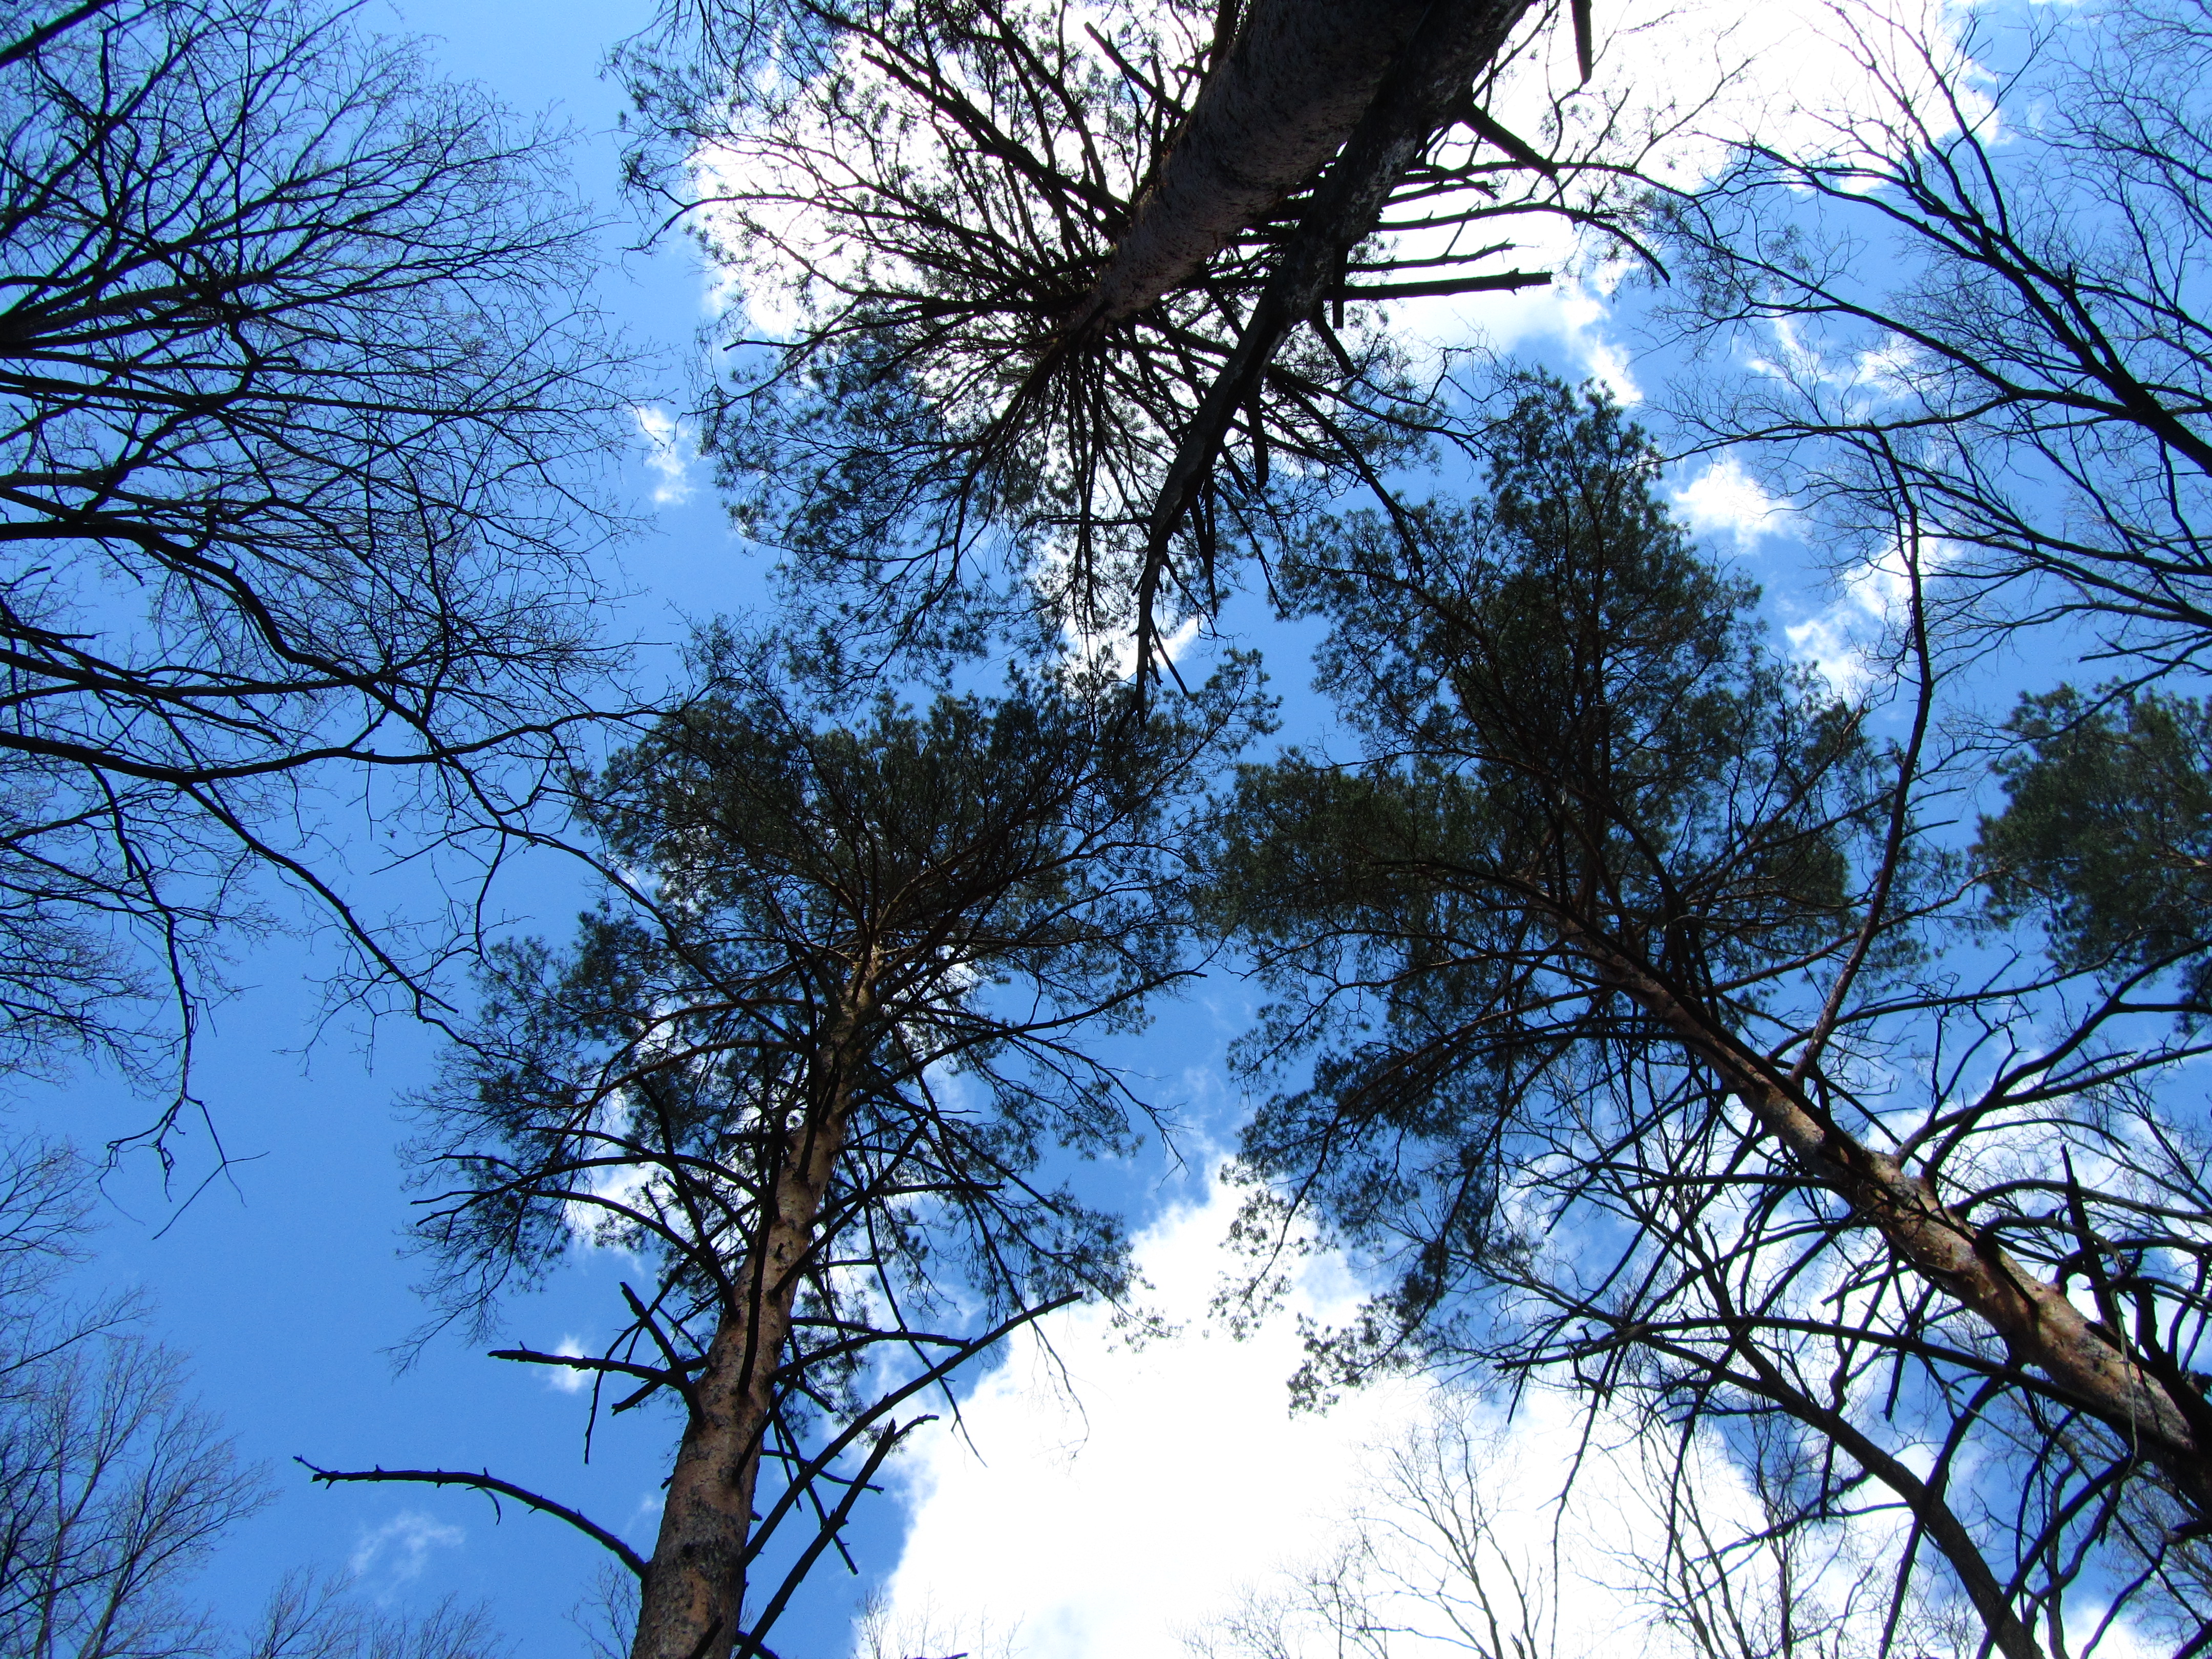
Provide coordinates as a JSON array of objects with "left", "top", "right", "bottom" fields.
[
  {"left": 1188, "top": 1401, "right": 1967, "bottom": 1659},
  {"left": 0, "top": 0, "right": 637, "bottom": 1090},
  {"left": 1650, "top": 1, "right": 2212, "bottom": 676},
  {"left": 235, "top": 1573, "right": 506, "bottom": 1659},
  {"left": 1, "top": 1137, "right": 246, "bottom": 1659},
  {"left": 620, "top": 0, "right": 1709, "bottom": 667},
  {"left": 308, "top": 633, "right": 1263, "bottom": 1659},
  {"left": 1186, "top": 1411, "right": 1559, "bottom": 1659},
  {"left": 0, "top": 1137, "right": 503, "bottom": 1659},
  {"left": 849, "top": 1587, "right": 1020, "bottom": 1659}
]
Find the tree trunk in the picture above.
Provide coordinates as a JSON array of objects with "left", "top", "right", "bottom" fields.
[
  {"left": 1060, "top": 0, "right": 1433, "bottom": 346},
  {"left": 1570, "top": 919, "right": 2212, "bottom": 1517},
  {"left": 628, "top": 974, "right": 877, "bottom": 1659},
  {"left": 1139, "top": 0, "right": 1540, "bottom": 563}
]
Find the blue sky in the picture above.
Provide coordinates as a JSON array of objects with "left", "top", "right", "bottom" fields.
[
  {"left": 50, "top": 0, "right": 789, "bottom": 1647},
  {"left": 26, "top": 2, "right": 2051, "bottom": 1655}
]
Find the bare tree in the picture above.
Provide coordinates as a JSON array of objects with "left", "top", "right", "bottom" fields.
[
  {"left": 1, "top": 1137, "right": 247, "bottom": 1659},
  {"left": 1204, "top": 380, "right": 2212, "bottom": 1659},
  {"left": 619, "top": 0, "right": 1700, "bottom": 666},
  {"left": 308, "top": 633, "right": 1263, "bottom": 1659},
  {"left": 850, "top": 1587, "right": 1020, "bottom": 1659},
  {"left": 0, "top": 1138, "right": 503, "bottom": 1659},
  {"left": 1650, "top": 1, "right": 2212, "bottom": 675},
  {"left": 1, "top": 1334, "right": 263, "bottom": 1659},
  {"left": 235, "top": 1574, "right": 507, "bottom": 1659},
  {"left": 1187, "top": 1410, "right": 1559, "bottom": 1659},
  {"left": 0, "top": 0, "right": 636, "bottom": 1087},
  {"left": 1188, "top": 1401, "right": 1964, "bottom": 1659}
]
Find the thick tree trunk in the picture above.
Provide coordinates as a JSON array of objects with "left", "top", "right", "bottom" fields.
[
  {"left": 628, "top": 976, "right": 876, "bottom": 1659},
  {"left": 1573, "top": 922, "right": 2212, "bottom": 1516},
  {"left": 1129, "top": 0, "right": 1539, "bottom": 663},
  {"left": 1060, "top": 0, "right": 1433, "bottom": 346},
  {"left": 1141, "top": 0, "right": 1539, "bottom": 546}
]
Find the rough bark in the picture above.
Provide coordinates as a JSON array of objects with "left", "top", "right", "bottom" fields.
[
  {"left": 1133, "top": 0, "right": 1540, "bottom": 658},
  {"left": 628, "top": 972, "right": 877, "bottom": 1659},
  {"left": 1059, "top": 0, "right": 1434, "bottom": 348},
  {"left": 1152, "top": 0, "right": 1538, "bottom": 508},
  {"left": 1571, "top": 918, "right": 2212, "bottom": 1518}
]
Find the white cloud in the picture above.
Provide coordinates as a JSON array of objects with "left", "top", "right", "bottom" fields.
[
  {"left": 1092, "top": 613, "right": 1200, "bottom": 683},
  {"left": 866, "top": 1174, "right": 1432, "bottom": 1657},
  {"left": 866, "top": 1169, "right": 1624, "bottom": 1658},
  {"left": 1783, "top": 533, "right": 1946, "bottom": 696},
  {"left": 863, "top": 1167, "right": 2143, "bottom": 1659},
  {"left": 634, "top": 406, "right": 699, "bottom": 507},
  {"left": 1183, "top": 1390, "right": 1783, "bottom": 1659},
  {"left": 1672, "top": 454, "right": 1789, "bottom": 552},
  {"left": 1784, "top": 608, "right": 1869, "bottom": 695},
  {"left": 864, "top": 1173, "right": 1885, "bottom": 1659},
  {"left": 349, "top": 1511, "right": 464, "bottom": 1595},
  {"left": 547, "top": 1333, "right": 592, "bottom": 1394},
  {"left": 1383, "top": 0, "right": 1983, "bottom": 390}
]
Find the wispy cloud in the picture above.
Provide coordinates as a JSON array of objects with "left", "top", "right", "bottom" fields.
[
  {"left": 1783, "top": 533, "right": 1944, "bottom": 697},
  {"left": 1672, "top": 455, "right": 1790, "bottom": 554},
  {"left": 633, "top": 406, "right": 699, "bottom": 507},
  {"left": 350, "top": 1511, "right": 463, "bottom": 1597}
]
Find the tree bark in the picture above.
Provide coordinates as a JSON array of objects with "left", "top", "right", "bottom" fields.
[
  {"left": 1141, "top": 0, "right": 1540, "bottom": 549},
  {"left": 1128, "top": 0, "right": 1539, "bottom": 666},
  {"left": 628, "top": 972, "right": 877, "bottom": 1659},
  {"left": 1059, "top": 0, "right": 1435, "bottom": 348},
  {"left": 1568, "top": 917, "right": 2212, "bottom": 1518}
]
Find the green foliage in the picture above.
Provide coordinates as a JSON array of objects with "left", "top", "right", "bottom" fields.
[
  {"left": 1205, "top": 377, "right": 1884, "bottom": 1388},
  {"left": 1233, "top": 378, "right": 1863, "bottom": 964},
  {"left": 1979, "top": 686, "right": 2212, "bottom": 1009},
  {"left": 1206, "top": 373, "right": 2212, "bottom": 1648},
  {"left": 412, "top": 630, "right": 1263, "bottom": 1366}
]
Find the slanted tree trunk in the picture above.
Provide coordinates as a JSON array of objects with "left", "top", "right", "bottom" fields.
[
  {"left": 1061, "top": 0, "right": 1431, "bottom": 345},
  {"left": 1138, "top": 0, "right": 1541, "bottom": 599},
  {"left": 1568, "top": 918, "right": 2212, "bottom": 1525},
  {"left": 1066, "top": 0, "right": 1537, "bottom": 349},
  {"left": 1102, "top": 0, "right": 1543, "bottom": 666},
  {"left": 628, "top": 971, "right": 878, "bottom": 1659}
]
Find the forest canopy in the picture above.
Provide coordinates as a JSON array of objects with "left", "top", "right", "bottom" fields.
[{"left": 6, "top": 3, "right": 2212, "bottom": 1659}]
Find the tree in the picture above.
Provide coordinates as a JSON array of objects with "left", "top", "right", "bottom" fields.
[
  {"left": 620, "top": 0, "right": 1687, "bottom": 665},
  {"left": 0, "top": 1137, "right": 504, "bottom": 1659},
  {"left": 310, "top": 635, "right": 1262, "bottom": 1659},
  {"left": 1618, "top": 5, "right": 2212, "bottom": 1644},
  {"left": 0, "top": 0, "right": 635, "bottom": 1086},
  {"left": 1187, "top": 1408, "right": 1565, "bottom": 1659},
  {"left": 1979, "top": 687, "right": 2212, "bottom": 1008},
  {"left": 0, "top": 1137, "right": 256, "bottom": 1659},
  {"left": 1650, "top": 1, "right": 2212, "bottom": 675},
  {"left": 1204, "top": 380, "right": 2212, "bottom": 1659},
  {"left": 236, "top": 1575, "right": 506, "bottom": 1659},
  {"left": 1187, "top": 1398, "right": 1969, "bottom": 1659}
]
